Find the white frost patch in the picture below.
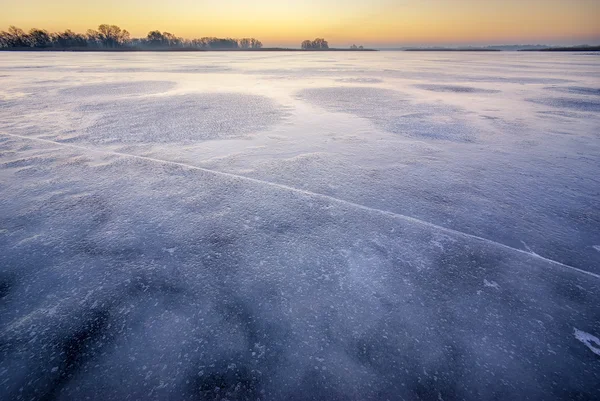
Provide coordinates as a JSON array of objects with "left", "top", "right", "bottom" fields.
[
  {"left": 162, "top": 247, "right": 177, "bottom": 256},
  {"left": 17, "top": 234, "right": 42, "bottom": 245},
  {"left": 431, "top": 240, "right": 444, "bottom": 251},
  {"left": 593, "top": 245, "right": 600, "bottom": 253},
  {"left": 574, "top": 328, "right": 600, "bottom": 356},
  {"left": 483, "top": 279, "right": 500, "bottom": 290}
]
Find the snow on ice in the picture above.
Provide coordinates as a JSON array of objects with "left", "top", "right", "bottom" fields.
[{"left": 1, "top": 51, "right": 599, "bottom": 400}]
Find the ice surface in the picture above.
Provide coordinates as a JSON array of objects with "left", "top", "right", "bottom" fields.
[
  {"left": 59, "top": 81, "right": 177, "bottom": 98},
  {"left": 414, "top": 84, "right": 500, "bottom": 93},
  {"left": 73, "top": 93, "right": 288, "bottom": 144},
  {"left": 1, "top": 52, "right": 599, "bottom": 400}
]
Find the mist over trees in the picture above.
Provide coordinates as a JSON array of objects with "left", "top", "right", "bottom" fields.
[
  {"left": 301, "top": 38, "right": 329, "bottom": 49},
  {"left": 0, "top": 25, "right": 263, "bottom": 50}
]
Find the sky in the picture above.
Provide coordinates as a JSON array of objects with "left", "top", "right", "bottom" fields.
[{"left": 1, "top": 0, "right": 599, "bottom": 47}]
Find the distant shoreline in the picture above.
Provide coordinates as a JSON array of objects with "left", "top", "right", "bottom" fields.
[
  {"left": 404, "top": 48, "right": 500, "bottom": 52},
  {"left": 0, "top": 47, "right": 378, "bottom": 52},
  {"left": 519, "top": 46, "right": 600, "bottom": 52},
  {"left": 404, "top": 46, "right": 600, "bottom": 52}
]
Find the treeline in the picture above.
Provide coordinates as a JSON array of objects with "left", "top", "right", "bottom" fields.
[
  {"left": 0, "top": 25, "right": 263, "bottom": 50},
  {"left": 301, "top": 38, "right": 329, "bottom": 50}
]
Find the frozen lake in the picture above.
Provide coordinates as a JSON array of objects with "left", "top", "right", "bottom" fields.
[{"left": 1, "top": 51, "right": 599, "bottom": 400}]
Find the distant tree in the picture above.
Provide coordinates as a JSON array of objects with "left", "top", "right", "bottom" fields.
[
  {"left": 146, "top": 30, "right": 165, "bottom": 46},
  {"left": 120, "top": 30, "right": 131, "bottom": 46},
  {"left": 301, "top": 38, "right": 328, "bottom": 50},
  {"left": 312, "top": 38, "right": 328, "bottom": 49},
  {"left": 97, "top": 24, "right": 114, "bottom": 47},
  {"left": 217, "top": 37, "right": 261, "bottom": 49},
  {"left": 206, "top": 37, "right": 238, "bottom": 49},
  {"left": 51, "top": 30, "right": 87, "bottom": 47},
  {"left": 163, "top": 32, "right": 181, "bottom": 47},
  {"left": 0, "top": 29, "right": 12, "bottom": 48},
  {"left": 144, "top": 31, "right": 183, "bottom": 47},
  {"left": 250, "top": 38, "right": 262, "bottom": 49},
  {"left": 28, "top": 28, "right": 51, "bottom": 47},
  {"left": 190, "top": 38, "right": 206, "bottom": 48},
  {"left": 96, "top": 24, "right": 129, "bottom": 48},
  {"left": 86, "top": 29, "right": 101, "bottom": 47},
  {"left": 200, "top": 37, "right": 213, "bottom": 48},
  {"left": 350, "top": 44, "right": 357, "bottom": 49},
  {"left": 1, "top": 26, "right": 29, "bottom": 47},
  {"left": 11, "top": 26, "right": 29, "bottom": 47},
  {"left": 358, "top": 45, "right": 363, "bottom": 49},
  {"left": 0, "top": 31, "right": 8, "bottom": 48},
  {"left": 239, "top": 38, "right": 251, "bottom": 49}
]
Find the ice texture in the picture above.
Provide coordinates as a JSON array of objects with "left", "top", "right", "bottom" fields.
[
  {"left": 74, "top": 93, "right": 289, "bottom": 144},
  {"left": 1, "top": 51, "right": 599, "bottom": 400}
]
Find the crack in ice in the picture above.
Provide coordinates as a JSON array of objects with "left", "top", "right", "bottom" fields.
[{"left": 1, "top": 132, "right": 598, "bottom": 281}]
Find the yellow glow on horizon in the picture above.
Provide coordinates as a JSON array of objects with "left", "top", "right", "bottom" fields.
[{"left": 1, "top": 0, "right": 598, "bottom": 46}]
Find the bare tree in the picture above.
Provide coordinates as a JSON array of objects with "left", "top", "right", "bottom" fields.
[
  {"left": 86, "top": 29, "right": 101, "bottom": 47},
  {"left": 239, "top": 38, "right": 251, "bottom": 49},
  {"left": 97, "top": 24, "right": 129, "bottom": 48},
  {"left": 28, "top": 29, "right": 51, "bottom": 47},
  {"left": 2, "top": 26, "right": 29, "bottom": 47},
  {"left": 146, "top": 30, "right": 164, "bottom": 46},
  {"left": 121, "top": 30, "right": 131, "bottom": 46},
  {"left": 199, "top": 37, "right": 213, "bottom": 48},
  {"left": 190, "top": 38, "right": 207, "bottom": 48},
  {"left": 163, "top": 32, "right": 180, "bottom": 47},
  {"left": 0, "top": 31, "right": 8, "bottom": 48},
  {"left": 312, "top": 38, "right": 328, "bottom": 49},
  {"left": 250, "top": 38, "right": 262, "bottom": 49},
  {"left": 51, "top": 30, "right": 87, "bottom": 47},
  {"left": 302, "top": 38, "right": 329, "bottom": 50}
]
